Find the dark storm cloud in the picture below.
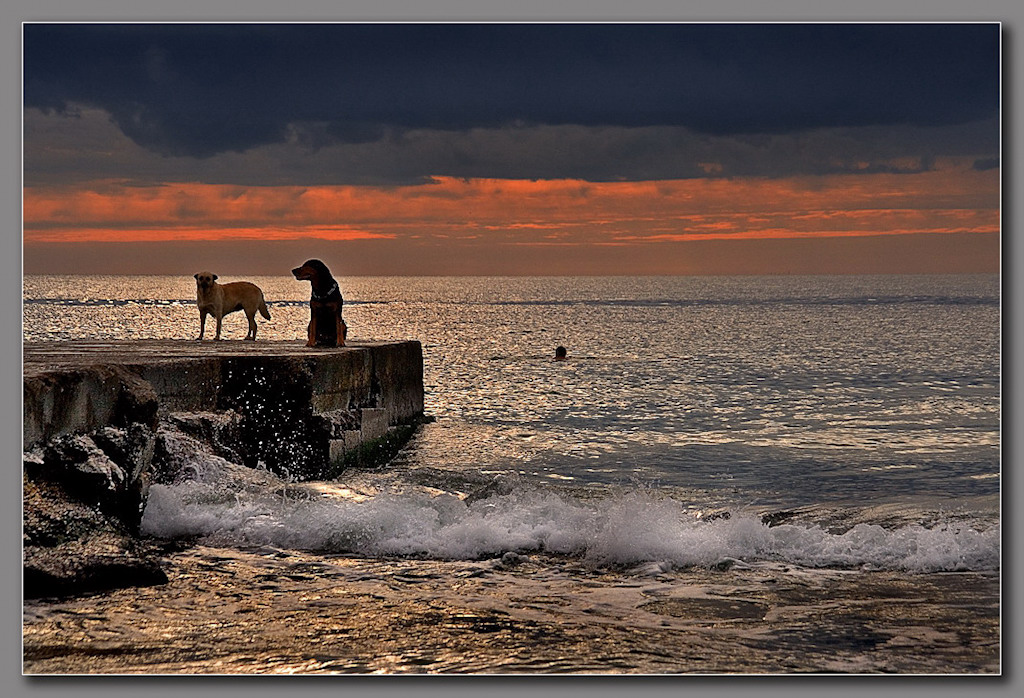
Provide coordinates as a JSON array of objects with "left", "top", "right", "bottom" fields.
[
  {"left": 23, "top": 23, "right": 1000, "bottom": 159},
  {"left": 22, "top": 105, "right": 1000, "bottom": 187}
]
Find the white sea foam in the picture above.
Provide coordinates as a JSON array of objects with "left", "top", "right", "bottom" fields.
[{"left": 141, "top": 475, "right": 999, "bottom": 573}]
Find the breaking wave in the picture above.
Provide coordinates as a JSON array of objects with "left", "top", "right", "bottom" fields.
[{"left": 141, "top": 467, "right": 999, "bottom": 573}]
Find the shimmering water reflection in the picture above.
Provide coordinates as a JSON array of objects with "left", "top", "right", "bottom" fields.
[
  {"left": 24, "top": 274, "right": 1000, "bottom": 513},
  {"left": 22, "top": 545, "right": 1000, "bottom": 674}
]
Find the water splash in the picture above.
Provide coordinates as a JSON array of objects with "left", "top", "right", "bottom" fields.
[{"left": 141, "top": 462, "right": 999, "bottom": 573}]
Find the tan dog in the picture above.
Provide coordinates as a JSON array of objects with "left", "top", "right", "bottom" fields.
[{"left": 194, "top": 271, "right": 271, "bottom": 341}]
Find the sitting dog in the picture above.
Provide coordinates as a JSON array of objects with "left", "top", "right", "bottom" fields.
[
  {"left": 194, "top": 271, "right": 271, "bottom": 341},
  {"left": 291, "top": 259, "right": 347, "bottom": 347}
]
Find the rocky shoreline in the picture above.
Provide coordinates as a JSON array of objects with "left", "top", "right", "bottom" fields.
[{"left": 22, "top": 340, "right": 425, "bottom": 598}]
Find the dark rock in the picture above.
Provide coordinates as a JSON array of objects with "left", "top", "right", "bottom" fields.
[
  {"left": 166, "top": 411, "right": 244, "bottom": 464},
  {"left": 338, "top": 421, "right": 422, "bottom": 472},
  {"left": 325, "top": 409, "right": 362, "bottom": 434},
  {"left": 42, "top": 434, "right": 127, "bottom": 504},
  {"left": 111, "top": 368, "right": 160, "bottom": 430},
  {"left": 23, "top": 472, "right": 167, "bottom": 598},
  {"left": 465, "top": 475, "right": 520, "bottom": 505},
  {"left": 92, "top": 423, "right": 157, "bottom": 485},
  {"left": 24, "top": 534, "right": 168, "bottom": 599},
  {"left": 761, "top": 510, "right": 800, "bottom": 527},
  {"left": 701, "top": 510, "right": 732, "bottom": 522},
  {"left": 92, "top": 423, "right": 157, "bottom": 528},
  {"left": 38, "top": 425, "right": 156, "bottom": 528},
  {"left": 23, "top": 472, "right": 110, "bottom": 548},
  {"left": 151, "top": 424, "right": 238, "bottom": 484}
]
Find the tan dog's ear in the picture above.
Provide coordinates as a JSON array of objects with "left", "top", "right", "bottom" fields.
[
  {"left": 213, "top": 274, "right": 218, "bottom": 281},
  {"left": 194, "top": 273, "right": 200, "bottom": 280}
]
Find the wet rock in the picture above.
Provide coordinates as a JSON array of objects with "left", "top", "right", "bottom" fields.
[
  {"left": 24, "top": 533, "right": 168, "bottom": 599},
  {"left": 37, "top": 424, "right": 157, "bottom": 528},
  {"left": 151, "top": 424, "right": 243, "bottom": 485},
  {"left": 92, "top": 424, "right": 157, "bottom": 528},
  {"left": 42, "top": 434, "right": 127, "bottom": 505},
  {"left": 495, "top": 552, "right": 529, "bottom": 568},
  {"left": 92, "top": 424, "right": 156, "bottom": 484},
  {"left": 24, "top": 469, "right": 109, "bottom": 548},
  {"left": 26, "top": 420, "right": 162, "bottom": 598},
  {"left": 701, "top": 510, "right": 732, "bottom": 522},
  {"left": 166, "top": 411, "right": 245, "bottom": 464},
  {"left": 25, "top": 340, "right": 426, "bottom": 482},
  {"left": 761, "top": 510, "right": 800, "bottom": 527},
  {"left": 23, "top": 472, "right": 168, "bottom": 598},
  {"left": 465, "top": 476, "right": 520, "bottom": 505}
]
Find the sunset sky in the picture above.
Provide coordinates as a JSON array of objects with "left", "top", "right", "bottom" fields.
[{"left": 22, "top": 22, "right": 1001, "bottom": 276}]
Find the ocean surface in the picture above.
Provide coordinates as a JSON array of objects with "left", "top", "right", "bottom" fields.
[{"left": 22, "top": 273, "right": 1002, "bottom": 673}]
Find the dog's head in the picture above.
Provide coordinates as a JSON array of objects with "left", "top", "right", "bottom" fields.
[
  {"left": 194, "top": 271, "right": 218, "bottom": 289},
  {"left": 292, "top": 259, "right": 332, "bottom": 282}
]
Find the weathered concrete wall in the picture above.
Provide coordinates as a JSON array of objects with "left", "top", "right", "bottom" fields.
[
  {"left": 24, "top": 340, "right": 424, "bottom": 474},
  {"left": 23, "top": 339, "right": 425, "bottom": 597}
]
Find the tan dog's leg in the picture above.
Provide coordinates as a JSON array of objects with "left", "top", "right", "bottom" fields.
[
  {"left": 214, "top": 313, "right": 223, "bottom": 341},
  {"left": 198, "top": 310, "right": 208, "bottom": 340},
  {"left": 245, "top": 308, "right": 258, "bottom": 341},
  {"left": 336, "top": 316, "right": 347, "bottom": 347}
]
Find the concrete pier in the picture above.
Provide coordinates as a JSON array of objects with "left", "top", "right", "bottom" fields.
[
  {"left": 24, "top": 339, "right": 425, "bottom": 473},
  {"left": 23, "top": 339, "right": 425, "bottom": 597}
]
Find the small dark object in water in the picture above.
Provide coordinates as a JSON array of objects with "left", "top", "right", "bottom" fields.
[{"left": 554, "top": 345, "right": 567, "bottom": 361}]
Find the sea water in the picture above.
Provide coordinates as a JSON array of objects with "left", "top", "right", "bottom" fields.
[{"left": 22, "top": 273, "right": 1001, "bottom": 673}]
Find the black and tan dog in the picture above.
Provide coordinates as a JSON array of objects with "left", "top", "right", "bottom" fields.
[
  {"left": 194, "top": 271, "right": 271, "bottom": 341},
  {"left": 291, "top": 259, "right": 347, "bottom": 347}
]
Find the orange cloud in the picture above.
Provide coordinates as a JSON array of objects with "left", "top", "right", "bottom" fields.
[
  {"left": 24, "top": 226, "right": 395, "bottom": 244},
  {"left": 23, "top": 163, "right": 999, "bottom": 250}
]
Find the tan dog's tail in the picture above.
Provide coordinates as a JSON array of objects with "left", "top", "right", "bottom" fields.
[{"left": 259, "top": 296, "right": 271, "bottom": 320}]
